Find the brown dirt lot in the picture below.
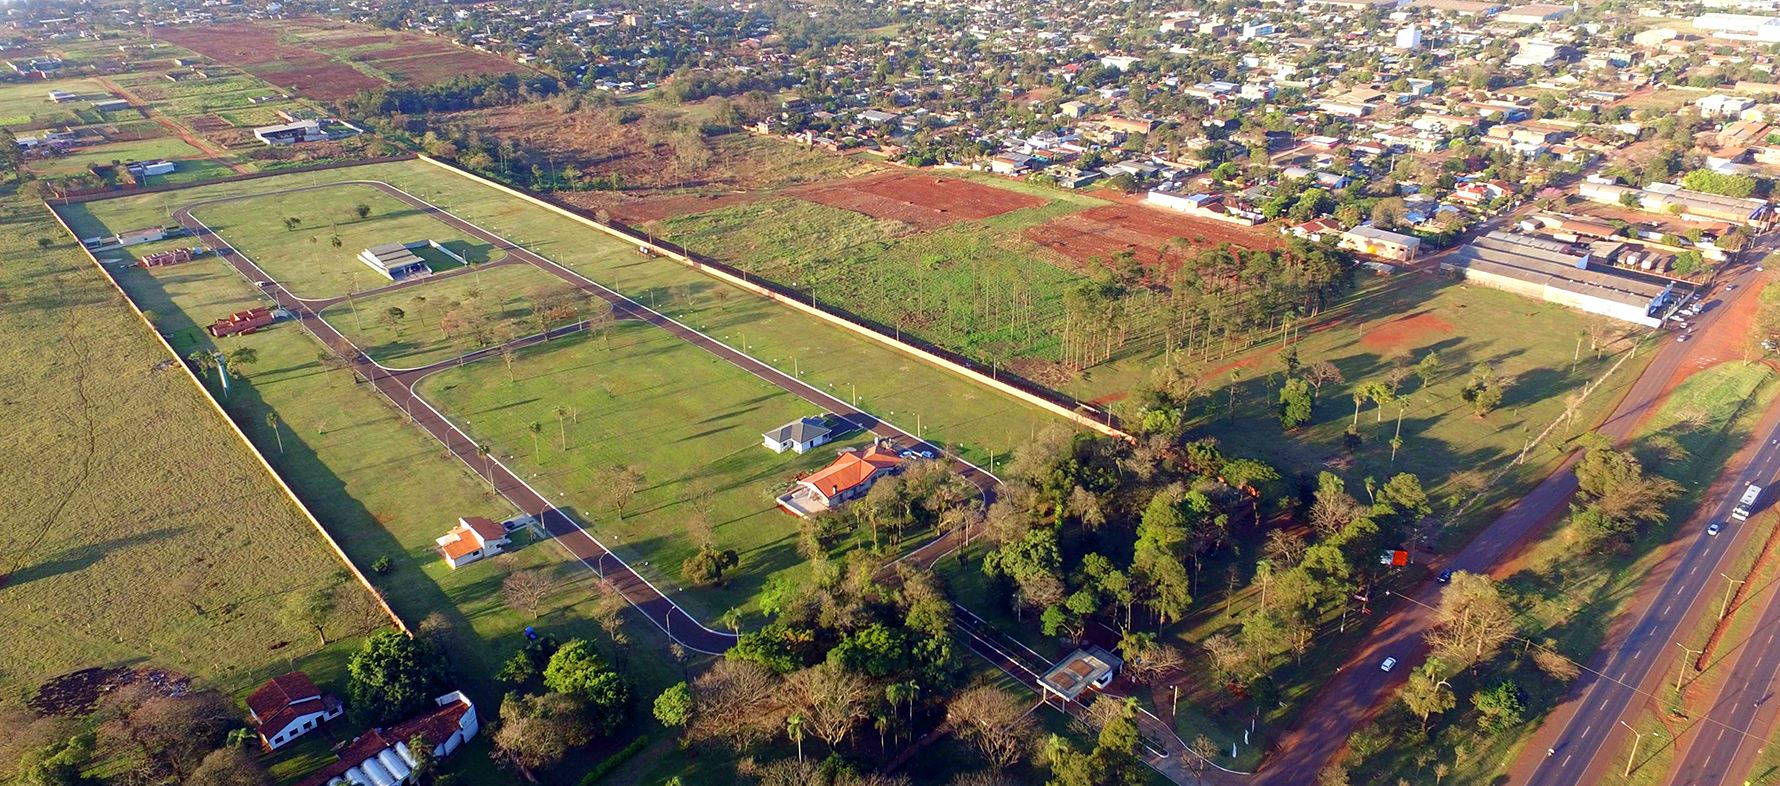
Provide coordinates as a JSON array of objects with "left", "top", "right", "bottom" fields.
[
  {"left": 1025, "top": 204, "right": 1280, "bottom": 268},
  {"left": 158, "top": 20, "right": 517, "bottom": 101},
  {"left": 1360, "top": 310, "right": 1456, "bottom": 353},
  {"left": 786, "top": 172, "right": 1044, "bottom": 230}
]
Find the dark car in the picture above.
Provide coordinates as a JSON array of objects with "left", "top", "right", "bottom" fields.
[{"left": 1437, "top": 570, "right": 1453, "bottom": 584}]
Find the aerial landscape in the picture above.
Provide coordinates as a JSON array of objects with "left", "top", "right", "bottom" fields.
[{"left": 3, "top": 0, "right": 1780, "bottom": 784}]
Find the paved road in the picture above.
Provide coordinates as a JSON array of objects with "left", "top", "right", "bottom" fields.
[
  {"left": 1252, "top": 261, "right": 1763, "bottom": 785},
  {"left": 172, "top": 180, "right": 1001, "bottom": 656}
]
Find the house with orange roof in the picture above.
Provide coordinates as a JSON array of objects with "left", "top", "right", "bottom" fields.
[
  {"left": 246, "top": 671, "right": 343, "bottom": 750},
  {"left": 776, "top": 442, "right": 906, "bottom": 517},
  {"left": 435, "top": 516, "right": 511, "bottom": 569}
]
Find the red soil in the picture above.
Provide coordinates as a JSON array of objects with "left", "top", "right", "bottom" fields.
[
  {"left": 1025, "top": 204, "right": 1280, "bottom": 269},
  {"left": 1668, "top": 273, "right": 1764, "bottom": 390},
  {"left": 158, "top": 21, "right": 516, "bottom": 101},
  {"left": 1359, "top": 310, "right": 1455, "bottom": 354},
  {"left": 787, "top": 172, "right": 1043, "bottom": 230}
]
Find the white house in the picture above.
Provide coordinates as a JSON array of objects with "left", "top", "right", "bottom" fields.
[
  {"left": 246, "top": 672, "right": 343, "bottom": 751},
  {"left": 762, "top": 416, "right": 833, "bottom": 454},
  {"left": 436, "top": 516, "right": 510, "bottom": 569},
  {"left": 300, "top": 692, "right": 479, "bottom": 786}
]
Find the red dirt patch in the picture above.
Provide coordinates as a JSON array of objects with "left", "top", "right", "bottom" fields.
[
  {"left": 1025, "top": 204, "right": 1281, "bottom": 269},
  {"left": 157, "top": 20, "right": 517, "bottom": 101},
  {"left": 1359, "top": 310, "right": 1455, "bottom": 353},
  {"left": 787, "top": 172, "right": 1043, "bottom": 230},
  {"left": 610, "top": 193, "right": 761, "bottom": 223}
]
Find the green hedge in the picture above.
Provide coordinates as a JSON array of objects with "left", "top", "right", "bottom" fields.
[{"left": 576, "top": 735, "right": 651, "bottom": 786}]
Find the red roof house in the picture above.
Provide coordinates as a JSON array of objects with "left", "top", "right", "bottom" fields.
[
  {"left": 246, "top": 672, "right": 343, "bottom": 750},
  {"left": 434, "top": 516, "right": 510, "bottom": 569},
  {"left": 776, "top": 442, "right": 906, "bottom": 517},
  {"left": 208, "top": 307, "right": 274, "bottom": 338},
  {"left": 294, "top": 691, "right": 479, "bottom": 786}
]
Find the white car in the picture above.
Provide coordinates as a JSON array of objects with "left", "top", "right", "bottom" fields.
[
  {"left": 1380, "top": 657, "right": 1398, "bottom": 672},
  {"left": 1708, "top": 523, "right": 1722, "bottom": 536}
]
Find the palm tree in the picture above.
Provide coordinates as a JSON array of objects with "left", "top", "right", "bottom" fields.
[
  {"left": 554, "top": 406, "right": 568, "bottom": 450},
  {"left": 786, "top": 714, "right": 805, "bottom": 764},
  {"left": 265, "top": 412, "right": 284, "bottom": 454},
  {"left": 528, "top": 422, "right": 542, "bottom": 459}
]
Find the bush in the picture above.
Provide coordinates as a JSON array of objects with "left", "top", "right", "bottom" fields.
[
  {"left": 577, "top": 735, "right": 651, "bottom": 786},
  {"left": 371, "top": 555, "right": 394, "bottom": 575}
]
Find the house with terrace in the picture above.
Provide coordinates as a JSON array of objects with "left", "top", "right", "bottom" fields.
[{"left": 777, "top": 442, "right": 905, "bottom": 517}]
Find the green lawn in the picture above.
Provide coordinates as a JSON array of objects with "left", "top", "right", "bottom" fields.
[
  {"left": 27, "top": 135, "right": 234, "bottom": 185},
  {"left": 320, "top": 262, "right": 580, "bottom": 368},
  {"left": 0, "top": 76, "right": 107, "bottom": 128},
  {"left": 417, "top": 321, "right": 886, "bottom": 621},
  {"left": 98, "top": 243, "right": 695, "bottom": 786},
  {"left": 0, "top": 194, "right": 368, "bottom": 713},
  {"left": 186, "top": 182, "right": 497, "bottom": 299}
]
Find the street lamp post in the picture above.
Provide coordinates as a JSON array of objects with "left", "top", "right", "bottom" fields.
[
  {"left": 1721, "top": 572, "right": 1748, "bottom": 619},
  {"left": 1620, "top": 720, "right": 1643, "bottom": 778},
  {"left": 1675, "top": 641, "right": 1703, "bottom": 691}
]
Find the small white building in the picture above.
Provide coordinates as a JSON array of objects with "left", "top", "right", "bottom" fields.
[
  {"left": 1394, "top": 26, "right": 1422, "bottom": 49},
  {"left": 253, "top": 119, "right": 327, "bottom": 145},
  {"left": 436, "top": 516, "right": 510, "bottom": 569},
  {"left": 762, "top": 416, "right": 833, "bottom": 454}
]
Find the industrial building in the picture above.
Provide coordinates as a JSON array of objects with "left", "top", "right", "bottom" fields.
[
  {"left": 357, "top": 240, "right": 463, "bottom": 282},
  {"left": 1578, "top": 181, "right": 1773, "bottom": 229},
  {"left": 253, "top": 119, "right": 328, "bottom": 145},
  {"left": 1440, "top": 231, "right": 1686, "bottom": 327}
]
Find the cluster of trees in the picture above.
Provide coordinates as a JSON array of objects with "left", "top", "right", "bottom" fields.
[
  {"left": 5, "top": 686, "right": 274, "bottom": 786},
  {"left": 491, "top": 635, "right": 632, "bottom": 777},
  {"left": 1563, "top": 434, "right": 1680, "bottom": 552},
  {"left": 1680, "top": 169, "right": 1761, "bottom": 199},
  {"left": 1058, "top": 240, "right": 1354, "bottom": 373}
]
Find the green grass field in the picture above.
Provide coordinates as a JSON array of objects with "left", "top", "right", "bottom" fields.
[
  {"left": 27, "top": 135, "right": 236, "bottom": 185},
  {"left": 321, "top": 262, "right": 580, "bottom": 368},
  {"left": 417, "top": 322, "right": 890, "bottom": 620},
  {"left": 94, "top": 229, "right": 692, "bottom": 786},
  {"left": 186, "top": 183, "right": 497, "bottom": 298},
  {"left": 0, "top": 194, "right": 369, "bottom": 715},
  {"left": 0, "top": 77, "right": 107, "bottom": 128}
]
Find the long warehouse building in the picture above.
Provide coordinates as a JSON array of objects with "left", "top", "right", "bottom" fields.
[{"left": 1440, "top": 231, "right": 1684, "bottom": 327}]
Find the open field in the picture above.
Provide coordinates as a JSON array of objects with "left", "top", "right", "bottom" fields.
[
  {"left": 1025, "top": 203, "right": 1282, "bottom": 270},
  {"left": 187, "top": 183, "right": 496, "bottom": 298},
  {"left": 785, "top": 171, "right": 1046, "bottom": 230},
  {"left": 320, "top": 262, "right": 582, "bottom": 368},
  {"left": 73, "top": 197, "right": 695, "bottom": 786},
  {"left": 0, "top": 76, "right": 109, "bottom": 128},
  {"left": 0, "top": 195, "right": 369, "bottom": 709},
  {"left": 26, "top": 135, "right": 235, "bottom": 185},
  {"left": 419, "top": 325, "right": 889, "bottom": 619},
  {"left": 52, "top": 159, "right": 1068, "bottom": 468}
]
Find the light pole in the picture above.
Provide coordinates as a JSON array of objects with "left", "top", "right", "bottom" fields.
[
  {"left": 1675, "top": 641, "right": 1702, "bottom": 691},
  {"left": 1620, "top": 720, "right": 1644, "bottom": 777},
  {"left": 1721, "top": 573, "right": 1748, "bottom": 619}
]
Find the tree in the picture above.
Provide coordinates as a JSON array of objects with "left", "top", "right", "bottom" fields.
[
  {"left": 1279, "top": 377, "right": 1314, "bottom": 430},
  {"left": 686, "top": 660, "right": 779, "bottom": 750},
  {"left": 948, "top": 685, "right": 1036, "bottom": 769},
  {"left": 281, "top": 582, "right": 337, "bottom": 647},
  {"left": 347, "top": 630, "right": 452, "bottom": 725},
  {"left": 188, "top": 747, "right": 274, "bottom": 786},
  {"left": 654, "top": 682, "right": 694, "bottom": 728},
  {"left": 542, "top": 639, "right": 632, "bottom": 736},
  {"left": 224, "top": 347, "right": 257, "bottom": 378},
  {"left": 605, "top": 465, "right": 645, "bottom": 520},
  {"left": 282, "top": 216, "right": 302, "bottom": 232},
  {"left": 1371, "top": 198, "right": 1407, "bottom": 229},
  {"left": 1461, "top": 364, "right": 1504, "bottom": 417},
  {"left": 502, "top": 569, "right": 554, "bottom": 619},
  {"left": 354, "top": 203, "right": 372, "bottom": 220},
  {"left": 99, "top": 688, "right": 236, "bottom": 782},
  {"left": 494, "top": 692, "right": 591, "bottom": 773},
  {"left": 793, "top": 662, "right": 869, "bottom": 752},
  {"left": 1400, "top": 658, "right": 1456, "bottom": 730},
  {"left": 1472, "top": 680, "right": 1526, "bottom": 732},
  {"left": 1426, "top": 571, "right": 1517, "bottom": 666},
  {"left": 1415, "top": 350, "right": 1442, "bottom": 388},
  {"left": 264, "top": 412, "right": 284, "bottom": 454},
  {"left": 1303, "top": 360, "right": 1344, "bottom": 394},
  {"left": 682, "top": 545, "right": 740, "bottom": 585}
]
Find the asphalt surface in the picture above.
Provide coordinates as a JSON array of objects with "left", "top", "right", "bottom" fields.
[
  {"left": 172, "top": 179, "right": 1000, "bottom": 656},
  {"left": 1253, "top": 261, "right": 1763, "bottom": 785}
]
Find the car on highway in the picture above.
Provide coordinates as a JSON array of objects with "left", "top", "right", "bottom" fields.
[
  {"left": 1437, "top": 570, "right": 1453, "bottom": 583},
  {"left": 1380, "top": 657, "right": 1398, "bottom": 672},
  {"left": 1708, "top": 523, "right": 1722, "bottom": 536}
]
